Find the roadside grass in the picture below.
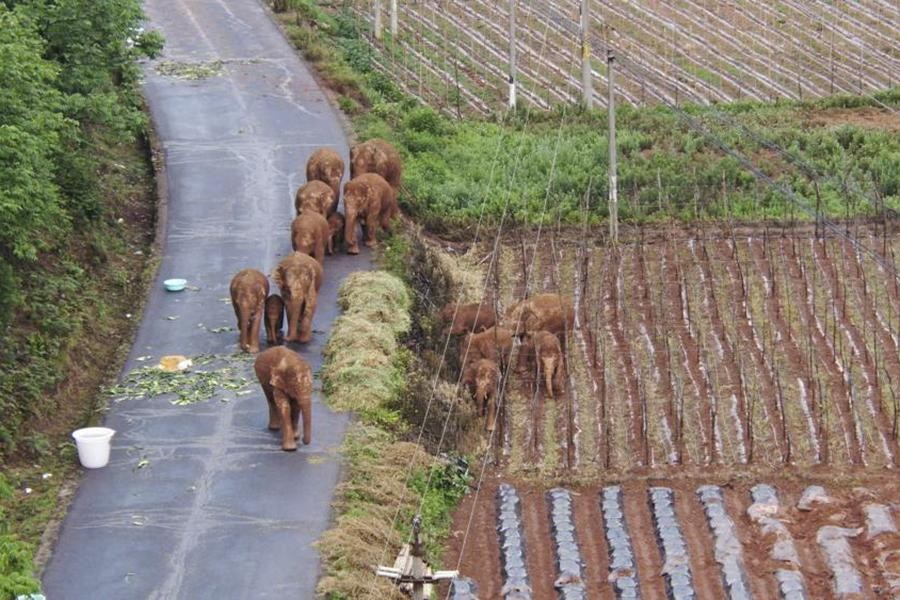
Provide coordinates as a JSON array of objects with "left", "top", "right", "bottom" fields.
[{"left": 318, "top": 271, "right": 470, "bottom": 599}]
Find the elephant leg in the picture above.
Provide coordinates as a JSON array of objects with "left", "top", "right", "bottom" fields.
[
  {"left": 364, "top": 209, "right": 379, "bottom": 248},
  {"left": 274, "top": 389, "right": 296, "bottom": 451},
  {"left": 300, "top": 396, "right": 312, "bottom": 445},
  {"left": 248, "top": 311, "right": 263, "bottom": 353},
  {"left": 299, "top": 293, "right": 317, "bottom": 344},
  {"left": 486, "top": 392, "right": 497, "bottom": 432},
  {"left": 285, "top": 296, "right": 302, "bottom": 343},
  {"left": 315, "top": 239, "right": 325, "bottom": 266},
  {"left": 290, "top": 401, "right": 300, "bottom": 440},
  {"left": 345, "top": 209, "right": 359, "bottom": 255},
  {"left": 263, "top": 384, "right": 279, "bottom": 430}
]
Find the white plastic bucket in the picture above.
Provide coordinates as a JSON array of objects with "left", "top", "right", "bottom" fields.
[{"left": 71, "top": 427, "right": 116, "bottom": 469}]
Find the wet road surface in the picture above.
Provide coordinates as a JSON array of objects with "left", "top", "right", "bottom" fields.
[{"left": 41, "top": 0, "right": 366, "bottom": 597}]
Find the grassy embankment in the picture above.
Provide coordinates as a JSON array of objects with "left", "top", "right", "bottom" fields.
[{"left": 0, "top": 1, "right": 163, "bottom": 596}]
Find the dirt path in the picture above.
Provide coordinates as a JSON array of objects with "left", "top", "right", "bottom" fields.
[{"left": 40, "top": 1, "right": 364, "bottom": 597}]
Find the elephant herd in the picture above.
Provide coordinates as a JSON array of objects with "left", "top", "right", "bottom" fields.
[
  {"left": 443, "top": 293, "right": 575, "bottom": 432},
  {"left": 228, "top": 138, "right": 403, "bottom": 450}
]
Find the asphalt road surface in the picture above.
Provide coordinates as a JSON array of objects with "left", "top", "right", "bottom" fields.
[{"left": 41, "top": 0, "right": 366, "bottom": 597}]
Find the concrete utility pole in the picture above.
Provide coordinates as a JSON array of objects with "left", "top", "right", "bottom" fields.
[
  {"left": 390, "top": 0, "right": 398, "bottom": 36},
  {"left": 374, "top": 0, "right": 383, "bottom": 40},
  {"left": 580, "top": 0, "right": 593, "bottom": 108},
  {"left": 508, "top": 0, "right": 517, "bottom": 109},
  {"left": 607, "top": 49, "right": 619, "bottom": 244}
]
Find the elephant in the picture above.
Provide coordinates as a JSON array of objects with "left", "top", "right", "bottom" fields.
[
  {"left": 294, "top": 180, "right": 335, "bottom": 216},
  {"left": 349, "top": 138, "right": 402, "bottom": 190},
  {"left": 306, "top": 147, "right": 344, "bottom": 206},
  {"left": 254, "top": 346, "right": 312, "bottom": 451},
  {"left": 467, "top": 358, "right": 500, "bottom": 432},
  {"left": 327, "top": 211, "right": 344, "bottom": 255},
  {"left": 505, "top": 293, "right": 575, "bottom": 341},
  {"left": 529, "top": 330, "right": 565, "bottom": 399},
  {"left": 291, "top": 211, "right": 330, "bottom": 266},
  {"left": 273, "top": 252, "right": 323, "bottom": 343},
  {"left": 229, "top": 268, "right": 269, "bottom": 353},
  {"left": 342, "top": 173, "right": 396, "bottom": 254},
  {"left": 459, "top": 326, "right": 513, "bottom": 384},
  {"left": 264, "top": 294, "right": 285, "bottom": 345},
  {"left": 439, "top": 300, "right": 497, "bottom": 335}
]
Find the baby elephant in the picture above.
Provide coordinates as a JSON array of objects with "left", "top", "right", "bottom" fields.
[
  {"left": 439, "top": 300, "right": 497, "bottom": 335},
  {"left": 291, "top": 211, "right": 330, "bottom": 266},
  {"left": 295, "top": 180, "right": 335, "bottom": 216},
  {"left": 530, "top": 330, "right": 565, "bottom": 399},
  {"left": 326, "top": 212, "right": 344, "bottom": 255},
  {"left": 254, "top": 346, "right": 313, "bottom": 451},
  {"left": 230, "top": 268, "right": 269, "bottom": 353},
  {"left": 306, "top": 147, "right": 344, "bottom": 205},
  {"left": 468, "top": 358, "right": 500, "bottom": 432},
  {"left": 459, "top": 326, "right": 513, "bottom": 371},
  {"left": 264, "top": 294, "right": 284, "bottom": 345}
]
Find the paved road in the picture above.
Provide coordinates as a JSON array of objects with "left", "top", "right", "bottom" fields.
[{"left": 41, "top": 0, "right": 365, "bottom": 597}]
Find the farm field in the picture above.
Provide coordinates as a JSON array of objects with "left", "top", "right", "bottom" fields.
[
  {"left": 350, "top": 0, "right": 899, "bottom": 115},
  {"left": 436, "top": 227, "right": 900, "bottom": 597}
]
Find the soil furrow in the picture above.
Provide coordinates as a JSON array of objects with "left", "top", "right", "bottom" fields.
[
  {"left": 571, "top": 488, "right": 614, "bottom": 599},
  {"left": 635, "top": 240, "right": 678, "bottom": 465},
  {"left": 519, "top": 486, "right": 559, "bottom": 600},
  {"left": 620, "top": 483, "right": 667, "bottom": 599},
  {"left": 692, "top": 237, "right": 749, "bottom": 464},
  {"left": 811, "top": 238, "right": 895, "bottom": 466},
  {"left": 717, "top": 237, "right": 785, "bottom": 464},
  {"left": 603, "top": 248, "right": 644, "bottom": 468},
  {"left": 721, "top": 485, "right": 780, "bottom": 599},
  {"left": 673, "top": 485, "right": 728, "bottom": 600},
  {"left": 748, "top": 236, "right": 818, "bottom": 465},
  {"left": 662, "top": 240, "right": 713, "bottom": 465},
  {"left": 788, "top": 238, "right": 859, "bottom": 465}
]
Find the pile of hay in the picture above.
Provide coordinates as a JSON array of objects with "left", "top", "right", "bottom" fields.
[
  {"left": 317, "top": 270, "right": 422, "bottom": 598},
  {"left": 322, "top": 272, "right": 410, "bottom": 413},
  {"left": 316, "top": 425, "right": 426, "bottom": 600}
]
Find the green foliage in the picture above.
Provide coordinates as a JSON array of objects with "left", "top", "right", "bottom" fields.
[
  {"left": 0, "top": 0, "right": 163, "bottom": 455},
  {"left": 0, "top": 475, "right": 41, "bottom": 599},
  {"left": 406, "top": 457, "right": 471, "bottom": 561}
]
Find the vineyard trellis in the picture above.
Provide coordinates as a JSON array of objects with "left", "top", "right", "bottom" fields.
[{"left": 353, "top": 0, "right": 898, "bottom": 115}]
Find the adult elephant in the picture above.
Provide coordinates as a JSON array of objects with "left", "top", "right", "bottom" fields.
[
  {"left": 254, "top": 346, "right": 312, "bottom": 451},
  {"left": 229, "top": 268, "right": 269, "bottom": 353},
  {"left": 306, "top": 147, "right": 344, "bottom": 206},
  {"left": 349, "top": 138, "right": 402, "bottom": 190},
  {"left": 342, "top": 173, "right": 396, "bottom": 254},
  {"left": 505, "top": 293, "right": 575, "bottom": 340},
  {"left": 290, "top": 212, "right": 329, "bottom": 266},
  {"left": 273, "top": 252, "right": 323, "bottom": 343}
]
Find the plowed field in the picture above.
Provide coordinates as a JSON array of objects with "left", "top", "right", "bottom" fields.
[{"left": 441, "top": 227, "right": 900, "bottom": 599}]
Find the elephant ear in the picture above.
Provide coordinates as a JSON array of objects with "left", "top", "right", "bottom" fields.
[
  {"left": 269, "top": 371, "right": 284, "bottom": 390},
  {"left": 273, "top": 264, "right": 285, "bottom": 290}
]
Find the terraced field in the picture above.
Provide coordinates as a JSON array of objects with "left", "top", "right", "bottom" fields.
[
  {"left": 349, "top": 0, "right": 899, "bottom": 114},
  {"left": 438, "top": 227, "right": 899, "bottom": 598}
]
